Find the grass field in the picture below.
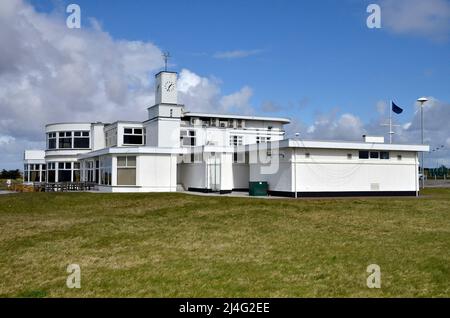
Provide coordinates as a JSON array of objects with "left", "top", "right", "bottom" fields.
[{"left": 0, "top": 189, "right": 449, "bottom": 297}]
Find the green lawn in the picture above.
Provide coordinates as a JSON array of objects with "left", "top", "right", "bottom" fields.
[{"left": 0, "top": 189, "right": 449, "bottom": 297}]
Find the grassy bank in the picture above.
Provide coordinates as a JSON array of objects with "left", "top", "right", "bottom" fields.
[{"left": 0, "top": 189, "right": 449, "bottom": 297}]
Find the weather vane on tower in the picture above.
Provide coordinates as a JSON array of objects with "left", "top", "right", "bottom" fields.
[{"left": 162, "top": 51, "right": 171, "bottom": 71}]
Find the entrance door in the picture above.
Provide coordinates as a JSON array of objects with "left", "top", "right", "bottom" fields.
[{"left": 208, "top": 153, "right": 221, "bottom": 192}]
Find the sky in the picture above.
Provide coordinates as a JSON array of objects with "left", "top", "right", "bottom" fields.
[{"left": 1, "top": 0, "right": 450, "bottom": 169}]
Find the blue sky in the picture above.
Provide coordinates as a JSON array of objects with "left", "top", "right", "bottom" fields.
[
  {"left": 1, "top": 0, "right": 449, "bottom": 169},
  {"left": 31, "top": 0, "right": 449, "bottom": 124}
]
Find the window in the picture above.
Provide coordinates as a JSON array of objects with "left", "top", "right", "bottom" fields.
[
  {"left": 85, "top": 161, "right": 95, "bottom": 182},
  {"left": 47, "top": 162, "right": 56, "bottom": 182},
  {"left": 123, "top": 127, "right": 144, "bottom": 145},
  {"left": 24, "top": 164, "right": 29, "bottom": 182},
  {"left": 74, "top": 131, "right": 90, "bottom": 148},
  {"left": 397, "top": 155, "right": 402, "bottom": 160},
  {"left": 117, "top": 156, "right": 136, "bottom": 185},
  {"left": 100, "top": 156, "right": 112, "bottom": 185},
  {"left": 48, "top": 132, "right": 57, "bottom": 149},
  {"left": 359, "top": 150, "right": 390, "bottom": 160},
  {"left": 347, "top": 153, "right": 353, "bottom": 159},
  {"left": 95, "top": 160, "right": 100, "bottom": 183},
  {"left": 58, "top": 162, "right": 72, "bottom": 182},
  {"left": 41, "top": 164, "right": 46, "bottom": 182},
  {"left": 30, "top": 164, "right": 40, "bottom": 182},
  {"left": 181, "top": 130, "right": 196, "bottom": 146},
  {"left": 229, "top": 135, "right": 243, "bottom": 146},
  {"left": 256, "top": 136, "right": 271, "bottom": 144},
  {"left": 359, "top": 151, "right": 369, "bottom": 159},
  {"left": 73, "top": 162, "right": 81, "bottom": 182},
  {"left": 380, "top": 151, "right": 390, "bottom": 160},
  {"left": 58, "top": 132, "right": 72, "bottom": 149}
]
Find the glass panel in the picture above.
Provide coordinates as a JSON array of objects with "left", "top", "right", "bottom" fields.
[
  {"left": 127, "top": 156, "right": 136, "bottom": 167},
  {"left": 117, "top": 168, "right": 136, "bottom": 185},
  {"left": 59, "top": 170, "right": 71, "bottom": 182},
  {"left": 370, "top": 151, "right": 379, "bottom": 159},
  {"left": 73, "top": 170, "right": 81, "bottom": 182},
  {"left": 380, "top": 151, "right": 390, "bottom": 159},
  {"left": 117, "top": 156, "right": 127, "bottom": 167},
  {"left": 48, "top": 139, "right": 56, "bottom": 149},
  {"left": 359, "top": 151, "right": 369, "bottom": 159},
  {"left": 74, "top": 137, "right": 89, "bottom": 148},
  {"left": 48, "top": 171, "right": 55, "bottom": 182},
  {"left": 123, "top": 135, "right": 142, "bottom": 144},
  {"left": 59, "top": 137, "right": 72, "bottom": 148}
]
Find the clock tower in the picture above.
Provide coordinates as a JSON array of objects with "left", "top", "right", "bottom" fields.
[
  {"left": 145, "top": 71, "right": 182, "bottom": 148},
  {"left": 155, "top": 71, "right": 178, "bottom": 105}
]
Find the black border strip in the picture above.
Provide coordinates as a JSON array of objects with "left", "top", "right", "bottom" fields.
[{"left": 269, "top": 191, "right": 417, "bottom": 198}]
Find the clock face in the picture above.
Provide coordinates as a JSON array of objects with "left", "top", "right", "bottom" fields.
[{"left": 164, "top": 81, "right": 175, "bottom": 92}]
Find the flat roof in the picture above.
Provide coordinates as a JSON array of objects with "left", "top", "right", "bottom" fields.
[
  {"left": 183, "top": 112, "right": 291, "bottom": 123},
  {"left": 77, "top": 146, "right": 183, "bottom": 159},
  {"left": 242, "top": 139, "right": 429, "bottom": 152}
]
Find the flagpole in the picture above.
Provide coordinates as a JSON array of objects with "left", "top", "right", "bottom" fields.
[{"left": 389, "top": 100, "right": 392, "bottom": 144}]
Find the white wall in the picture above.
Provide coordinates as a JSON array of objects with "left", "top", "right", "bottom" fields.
[
  {"left": 178, "top": 163, "right": 206, "bottom": 189},
  {"left": 248, "top": 147, "right": 419, "bottom": 194},
  {"left": 232, "top": 163, "right": 249, "bottom": 189},
  {"left": 137, "top": 154, "right": 177, "bottom": 192}
]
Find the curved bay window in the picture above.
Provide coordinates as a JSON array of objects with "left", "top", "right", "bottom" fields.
[
  {"left": 117, "top": 156, "right": 136, "bottom": 185},
  {"left": 47, "top": 131, "right": 90, "bottom": 150}
]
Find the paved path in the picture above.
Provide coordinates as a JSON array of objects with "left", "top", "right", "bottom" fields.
[{"left": 0, "top": 190, "right": 14, "bottom": 195}]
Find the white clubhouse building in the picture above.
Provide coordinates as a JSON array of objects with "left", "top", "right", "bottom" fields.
[{"left": 24, "top": 71, "right": 429, "bottom": 197}]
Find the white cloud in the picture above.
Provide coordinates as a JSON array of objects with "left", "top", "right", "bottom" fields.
[
  {"left": 219, "top": 86, "right": 253, "bottom": 114},
  {"left": 213, "top": 49, "right": 263, "bottom": 59},
  {"left": 0, "top": 0, "right": 256, "bottom": 169},
  {"left": 177, "top": 69, "right": 254, "bottom": 114},
  {"left": 286, "top": 97, "right": 450, "bottom": 166},
  {"left": 287, "top": 111, "right": 366, "bottom": 142},
  {"left": 381, "top": 0, "right": 450, "bottom": 41}
]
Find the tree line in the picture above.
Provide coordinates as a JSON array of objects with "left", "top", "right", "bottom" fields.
[{"left": 0, "top": 169, "right": 22, "bottom": 179}]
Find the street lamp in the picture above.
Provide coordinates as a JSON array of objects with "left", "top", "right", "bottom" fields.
[{"left": 417, "top": 97, "right": 428, "bottom": 189}]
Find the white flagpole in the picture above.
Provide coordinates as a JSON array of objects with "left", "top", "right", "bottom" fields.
[{"left": 389, "top": 100, "right": 392, "bottom": 144}]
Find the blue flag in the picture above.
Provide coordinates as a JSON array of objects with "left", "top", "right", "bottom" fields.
[{"left": 392, "top": 102, "right": 403, "bottom": 114}]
